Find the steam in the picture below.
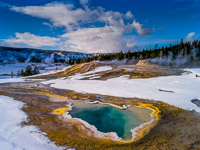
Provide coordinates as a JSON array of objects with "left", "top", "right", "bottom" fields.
[
  {"left": 44, "top": 53, "right": 55, "bottom": 64},
  {"left": 149, "top": 48, "right": 200, "bottom": 68}
]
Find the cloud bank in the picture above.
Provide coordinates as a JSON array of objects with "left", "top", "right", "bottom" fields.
[
  {"left": 61, "top": 26, "right": 135, "bottom": 53},
  {"left": 6, "top": 2, "right": 151, "bottom": 53},
  {"left": 5, "top": 32, "right": 59, "bottom": 47}
]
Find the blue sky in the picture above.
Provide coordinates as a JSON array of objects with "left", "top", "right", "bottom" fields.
[{"left": 0, "top": 0, "right": 199, "bottom": 53}]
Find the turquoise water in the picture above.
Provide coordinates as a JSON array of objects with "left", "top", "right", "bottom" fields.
[{"left": 69, "top": 101, "right": 143, "bottom": 139}]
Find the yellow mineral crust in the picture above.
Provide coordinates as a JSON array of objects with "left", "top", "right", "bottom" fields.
[
  {"left": 62, "top": 64, "right": 84, "bottom": 75},
  {"left": 54, "top": 108, "right": 69, "bottom": 114},
  {"left": 137, "top": 103, "right": 161, "bottom": 119}
]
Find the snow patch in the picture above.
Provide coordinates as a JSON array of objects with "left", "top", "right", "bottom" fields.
[
  {"left": 0, "top": 78, "right": 25, "bottom": 84},
  {"left": 0, "top": 95, "right": 74, "bottom": 150}
]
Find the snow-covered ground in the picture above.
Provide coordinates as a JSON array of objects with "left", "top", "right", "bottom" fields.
[
  {"left": 0, "top": 78, "right": 25, "bottom": 84},
  {"left": 0, "top": 63, "right": 66, "bottom": 77},
  {"left": 84, "top": 66, "right": 112, "bottom": 75},
  {"left": 67, "top": 66, "right": 112, "bottom": 80},
  {"left": 42, "top": 68, "right": 200, "bottom": 112},
  {"left": 29, "top": 66, "right": 72, "bottom": 78},
  {"left": 0, "top": 77, "right": 44, "bottom": 84},
  {"left": 0, "top": 95, "right": 73, "bottom": 150}
]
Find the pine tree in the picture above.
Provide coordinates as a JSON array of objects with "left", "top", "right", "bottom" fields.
[
  {"left": 118, "top": 50, "right": 124, "bottom": 60},
  {"left": 25, "top": 65, "right": 32, "bottom": 76},
  {"left": 20, "top": 69, "right": 25, "bottom": 76},
  {"left": 32, "top": 66, "right": 40, "bottom": 75},
  {"left": 127, "top": 50, "right": 132, "bottom": 60}
]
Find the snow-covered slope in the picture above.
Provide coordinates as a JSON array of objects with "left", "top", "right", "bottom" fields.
[
  {"left": 0, "top": 46, "right": 89, "bottom": 64},
  {"left": 0, "top": 46, "right": 91, "bottom": 77},
  {"left": 0, "top": 62, "right": 66, "bottom": 77}
]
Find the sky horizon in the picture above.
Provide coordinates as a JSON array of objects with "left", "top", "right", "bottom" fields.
[{"left": 0, "top": 0, "right": 199, "bottom": 53}]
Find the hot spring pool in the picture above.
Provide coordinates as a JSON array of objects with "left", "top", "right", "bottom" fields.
[{"left": 69, "top": 101, "right": 145, "bottom": 139}]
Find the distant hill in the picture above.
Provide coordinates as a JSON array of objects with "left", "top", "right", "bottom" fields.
[{"left": 0, "top": 46, "right": 90, "bottom": 64}]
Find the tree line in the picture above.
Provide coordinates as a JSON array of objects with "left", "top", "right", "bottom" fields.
[
  {"left": 18, "top": 65, "right": 40, "bottom": 77},
  {"left": 10, "top": 65, "right": 40, "bottom": 78},
  {"left": 70, "top": 39, "right": 200, "bottom": 64},
  {"left": 10, "top": 39, "right": 200, "bottom": 78}
]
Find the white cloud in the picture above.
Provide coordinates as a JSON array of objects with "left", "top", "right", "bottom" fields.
[
  {"left": 132, "top": 20, "right": 151, "bottom": 35},
  {"left": 61, "top": 26, "right": 136, "bottom": 53},
  {"left": 79, "top": 0, "right": 91, "bottom": 6},
  {"left": 11, "top": 3, "right": 121, "bottom": 31},
  {"left": 11, "top": 3, "right": 93, "bottom": 31},
  {"left": 9, "top": 2, "right": 150, "bottom": 53},
  {"left": 125, "top": 11, "right": 134, "bottom": 19},
  {"left": 10, "top": 2, "right": 150, "bottom": 34},
  {"left": 184, "top": 32, "right": 196, "bottom": 41},
  {"left": 4, "top": 32, "right": 60, "bottom": 47}
]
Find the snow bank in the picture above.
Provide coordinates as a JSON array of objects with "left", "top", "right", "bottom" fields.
[
  {"left": 0, "top": 95, "right": 74, "bottom": 150},
  {"left": 42, "top": 68, "right": 200, "bottom": 112}
]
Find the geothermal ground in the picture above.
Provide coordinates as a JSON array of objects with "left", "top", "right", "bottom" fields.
[{"left": 0, "top": 61, "right": 200, "bottom": 150}]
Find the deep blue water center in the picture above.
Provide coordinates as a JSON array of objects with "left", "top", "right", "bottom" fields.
[{"left": 69, "top": 102, "right": 143, "bottom": 139}]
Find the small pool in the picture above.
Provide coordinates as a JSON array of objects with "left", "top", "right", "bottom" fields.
[{"left": 69, "top": 101, "right": 144, "bottom": 139}]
